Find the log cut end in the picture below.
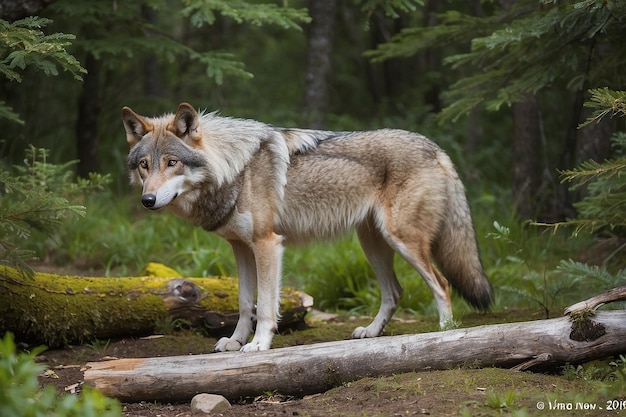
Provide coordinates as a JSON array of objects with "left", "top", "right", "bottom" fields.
[{"left": 84, "top": 358, "right": 147, "bottom": 398}]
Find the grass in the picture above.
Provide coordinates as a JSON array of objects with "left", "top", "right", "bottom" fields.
[{"left": 305, "top": 367, "right": 618, "bottom": 417}]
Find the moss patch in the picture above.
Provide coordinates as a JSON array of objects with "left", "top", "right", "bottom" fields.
[{"left": 0, "top": 266, "right": 302, "bottom": 347}]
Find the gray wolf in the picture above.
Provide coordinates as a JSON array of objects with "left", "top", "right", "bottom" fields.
[{"left": 122, "top": 102, "right": 493, "bottom": 352}]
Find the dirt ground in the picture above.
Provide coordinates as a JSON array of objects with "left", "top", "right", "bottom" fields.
[{"left": 36, "top": 312, "right": 621, "bottom": 417}]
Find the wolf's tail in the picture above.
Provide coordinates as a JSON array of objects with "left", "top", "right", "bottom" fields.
[{"left": 432, "top": 153, "right": 493, "bottom": 311}]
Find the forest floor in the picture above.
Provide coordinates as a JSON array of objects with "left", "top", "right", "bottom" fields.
[{"left": 35, "top": 309, "right": 621, "bottom": 417}]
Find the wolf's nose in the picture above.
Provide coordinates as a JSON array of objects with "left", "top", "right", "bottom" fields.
[{"left": 142, "top": 194, "right": 157, "bottom": 208}]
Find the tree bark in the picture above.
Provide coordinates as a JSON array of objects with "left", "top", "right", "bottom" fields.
[
  {"left": 0, "top": 266, "right": 310, "bottom": 347},
  {"left": 76, "top": 53, "right": 101, "bottom": 178},
  {"left": 85, "top": 287, "right": 626, "bottom": 403},
  {"left": 141, "top": 5, "right": 163, "bottom": 98},
  {"left": 499, "top": 1, "right": 546, "bottom": 220},
  {"left": 511, "top": 93, "right": 543, "bottom": 220},
  {"left": 303, "top": 0, "right": 337, "bottom": 128}
]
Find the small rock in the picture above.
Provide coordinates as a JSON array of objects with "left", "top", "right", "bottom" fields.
[{"left": 191, "top": 393, "right": 231, "bottom": 415}]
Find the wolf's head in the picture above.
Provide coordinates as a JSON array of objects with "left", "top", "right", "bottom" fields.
[{"left": 122, "top": 103, "right": 211, "bottom": 211}]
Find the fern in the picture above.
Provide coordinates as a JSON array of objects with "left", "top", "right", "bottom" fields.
[{"left": 557, "top": 259, "right": 626, "bottom": 288}]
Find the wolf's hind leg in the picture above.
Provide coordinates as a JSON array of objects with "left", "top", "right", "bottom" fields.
[
  {"left": 351, "top": 220, "right": 403, "bottom": 339},
  {"left": 388, "top": 236, "right": 452, "bottom": 329},
  {"left": 214, "top": 241, "right": 257, "bottom": 352}
]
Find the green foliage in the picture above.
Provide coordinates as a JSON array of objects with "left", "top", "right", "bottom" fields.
[
  {"left": 562, "top": 355, "right": 626, "bottom": 397},
  {"left": 48, "top": 0, "right": 309, "bottom": 85},
  {"left": 0, "top": 101, "right": 24, "bottom": 126},
  {"left": 561, "top": 155, "right": 626, "bottom": 235},
  {"left": 485, "top": 389, "right": 522, "bottom": 411},
  {"left": 367, "top": 11, "right": 497, "bottom": 62},
  {"left": 181, "top": 0, "right": 310, "bottom": 29},
  {"left": 0, "top": 17, "right": 85, "bottom": 124},
  {"left": 0, "top": 147, "right": 110, "bottom": 272},
  {"left": 0, "top": 333, "right": 121, "bottom": 417},
  {"left": 359, "top": 0, "right": 423, "bottom": 18},
  {"left": 486, "top": 221, "right": 579, "bottom": 318},
  {"left": 0, "top": 17, "right": 85, "bottom": 82},
  {"left": 581, "top": 88, "right": 626, "bottom": 127},
  {"left": 559, "top": 125, "right": 626, "bottom": 236},
  {"left": 367, "top": 0, "right": 626, "bottom": 122},
  {"left": 557, "top": 260, "right": 626, "bottom": 290},
  {"left": 442, "top": 0, "right": 626, "bottom": 122}
]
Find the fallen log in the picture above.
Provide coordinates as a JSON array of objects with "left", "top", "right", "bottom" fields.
[
  {"left": 0, "top": 264, "right": 311, "bottom": 347},
  {"left": 84, "top": 286, "right": 626, "bottom": 402}
]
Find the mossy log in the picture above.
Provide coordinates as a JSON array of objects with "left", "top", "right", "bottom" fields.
[
  {"left": 0, "top": 265, "right": 311, "bottom": 347},
  {"left": 85, "top": 286, "right": 626, "bottom": 402}
]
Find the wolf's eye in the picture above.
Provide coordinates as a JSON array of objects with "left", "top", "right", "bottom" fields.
[
  {"left": 167, "top": 159, "right": 178, "bottom": 167},
  {"left": 139, "top": 160, "right": 148, "bottom": 169}
]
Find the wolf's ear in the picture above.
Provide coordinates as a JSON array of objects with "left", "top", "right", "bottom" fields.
[
  {"left": 169, "top": 102, "right": 201, "bottom": 145},
  {"left": 122, "top": 107, "right": 152, "bottom": 148}
]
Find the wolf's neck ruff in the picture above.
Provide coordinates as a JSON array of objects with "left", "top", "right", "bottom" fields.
[{"left": 190, "top": 173, "right": 243, "bottom": 232}]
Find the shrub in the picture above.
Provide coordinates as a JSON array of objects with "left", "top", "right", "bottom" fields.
[{"left": 0, "top": 333, "right": 121, "bottom": 417}]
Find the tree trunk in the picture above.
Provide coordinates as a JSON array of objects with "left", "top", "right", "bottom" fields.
[
  {"left": 0, "top": 266, "right": 311, "bottom": 347},
  {"left": 421, "top": 0, "right": 442, "bottom": 113},
  {"left": 141, "top": 5, "right": 162, "bottom": 97},
  {"left": 499, "top": 2, "right": 545, "bottom": 220},
  {"left": 76, "top": 53, "right": 101, "bottom": 178},
  {"left": 303, "top": 0, "right": 337, "bottom": 128},
  {"left": 85, "top": 287, "right": 626, "bottom": 403},
  {"left": 511, "top": 93, "right": 543, "bottom": 220}
]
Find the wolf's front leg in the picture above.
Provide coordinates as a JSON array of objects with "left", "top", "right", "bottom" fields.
[
  {"left": 214, "top": 241, "right": 257, "bottom": 352},
  {"left": 240, "top": 233, "right": 284, "bottom": 352}
]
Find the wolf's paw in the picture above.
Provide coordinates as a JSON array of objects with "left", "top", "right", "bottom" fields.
[
  {"left": 351, "top": 325, "right": 381, "bottom": 339},
  {"left": 214, "top": 337, "right": 243, "bottom": 352},
  {"left": 240, "top": 339, "right": 271, "bottom": 352}
]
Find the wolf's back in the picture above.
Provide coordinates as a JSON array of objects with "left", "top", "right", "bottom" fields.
[{"left": 432, "top": 153, "right": 493, "bottom": 311}]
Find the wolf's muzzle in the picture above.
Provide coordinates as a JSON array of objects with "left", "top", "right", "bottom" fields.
[{"left": 142, "top": 194, "right": 157, "bottom": 208}]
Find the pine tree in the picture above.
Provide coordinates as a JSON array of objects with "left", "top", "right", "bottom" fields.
[
  {"left": 559, "top": 89, "right": 626, "bottom": 235},
  {"left": 0, "top": 147, "right": 109, "bottom": 273}
]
